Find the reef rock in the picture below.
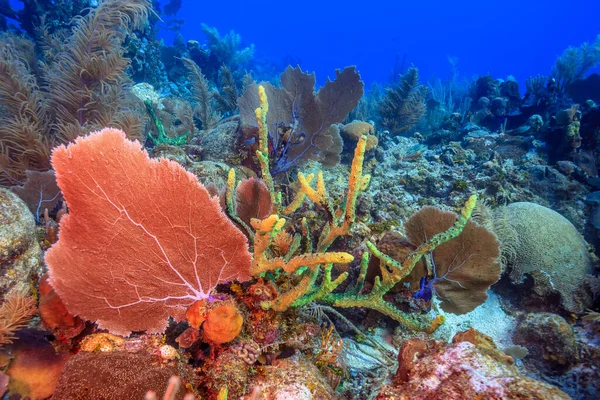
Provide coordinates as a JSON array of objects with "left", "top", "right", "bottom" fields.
[
  {"left": 249, "top": 355, "right": 337, "bottom": 399},
  {"left": 512, "top": 312, "right": 577, "bottom": 375},
  {"left": 376, "top": 328, "right": 570, "bottom": 399},
  {"left": 493, "top": 202, "right": 594, "bottom": 312},
  {"left": 200, "top": 120, "right": 239, "bottom": 163},
  {"left": 0, "top": 188, "right": 43, "bottom": 297}
]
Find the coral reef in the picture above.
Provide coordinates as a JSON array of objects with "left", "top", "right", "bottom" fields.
[
  {"left": 2, "top": 4, "right": 600, "bottom": 398},
  {"left": 0, "top": 188, "right": 43, "bottom": 297},
  {"left": 377, "top": 328, "right": 570, "bottom": 399}
]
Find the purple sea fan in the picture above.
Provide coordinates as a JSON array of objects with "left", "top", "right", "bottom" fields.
[{"left": 238, "top": 65, "right": 364, "bottom": 174}]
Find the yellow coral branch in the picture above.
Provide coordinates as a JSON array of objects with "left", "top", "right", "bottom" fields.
[
  {"left": 282, "top": 173, "right": 314, "bottom": 215},
  {"left": 316, "top": 134, "right": 369, "bottom": 251},
  {"left": 254, "top": 85, "right": 280, "bottom": 212},
  {"left": 250, "top": 214, "right": 353, "bottom": 276}
]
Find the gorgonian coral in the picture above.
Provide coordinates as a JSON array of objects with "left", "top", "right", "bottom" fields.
[
  {"left": 45, "top": 128, "right": 252, "bottom": 336},
  {"left": 238, "top": 66, "right": 364, "bottom": 174}
]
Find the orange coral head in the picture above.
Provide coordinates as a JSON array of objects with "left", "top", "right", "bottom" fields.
[
  {"left": 38, "top": 273, "right": 85, "bottom": 340},
  {"left": 186, "top": 299, "right": 207, "bottom": 329},
  {"left": 202, "top": 302, "right": 243, "bottom": 345},
  {"left": 45, "top": 128, "right": 252, "bottom": 336}
]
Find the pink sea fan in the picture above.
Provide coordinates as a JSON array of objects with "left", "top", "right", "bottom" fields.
[{"left": 45, "top": 128, "right": 252, "bottom": 336}]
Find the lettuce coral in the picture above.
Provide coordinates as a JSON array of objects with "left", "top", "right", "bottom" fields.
[{"left": 45, "top": 128, "right": 252, "bottom": 336}]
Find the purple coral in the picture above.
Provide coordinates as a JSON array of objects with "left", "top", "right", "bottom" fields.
[{"left": 238, "top": 66, "right": 364, "bottom": 173}]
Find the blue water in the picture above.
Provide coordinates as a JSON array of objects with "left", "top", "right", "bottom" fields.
[
  {"left": 6, "top": 0, "right": 599, "bottom": 85},
  {"left": 156, "top": 0, "right": 600, "bottom": 86}
]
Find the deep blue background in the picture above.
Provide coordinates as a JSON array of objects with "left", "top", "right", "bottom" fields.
[
  {"left": 7, "top": 0, "right": 600, "bottom": 86},
  {"left": 158, "top": 0, "right": 600, "bottom": 86}
]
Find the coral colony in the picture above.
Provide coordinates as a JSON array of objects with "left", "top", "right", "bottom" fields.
[{"left": 0, "top": 0, "right": 600, "bottom": 399}]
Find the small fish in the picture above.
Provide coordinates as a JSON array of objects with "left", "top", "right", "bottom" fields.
[
  {"left": 244, "top": 137, "right": 256, "bottom": 146},
  {"left": 412, "top": 276, "right": 433, "bottom": 302}
]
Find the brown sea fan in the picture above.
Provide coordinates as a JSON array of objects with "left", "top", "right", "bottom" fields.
[{"left": 405, "top": 206, "right": 501, "bottom": 314}]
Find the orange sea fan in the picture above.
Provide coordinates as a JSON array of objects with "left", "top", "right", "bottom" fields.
[{"left": 45, "top": 128, "right": 252, "bottom": 336}]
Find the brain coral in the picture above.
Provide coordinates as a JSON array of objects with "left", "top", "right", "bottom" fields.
[{"left": 493, "top": 202, "right": 594, "bottom": 312}]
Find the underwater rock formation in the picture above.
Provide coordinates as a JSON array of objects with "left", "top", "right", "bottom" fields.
[
  {"left": 512, "top": 312, "right": 577, "bottom": 375},
  {"left": 0, "top": 188, "right": 43, "bottom": 298},
  {"left": 377, "top": 328, "right": 571, "bottom": 399},
  {"left": 199, "top": 120, "right": 240, "bottom": 163},
  {"left": 249, "top": 355, "right": 337, "bottom": 399}
]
